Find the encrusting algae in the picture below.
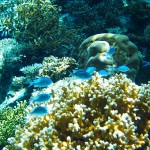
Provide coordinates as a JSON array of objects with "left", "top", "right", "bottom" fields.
[{"left": 3, "top": 73, "right": 150, "bottom": 150}]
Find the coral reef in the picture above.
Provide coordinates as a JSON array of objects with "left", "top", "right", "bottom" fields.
[
  {"left": 78, "top": 33, "right": 143, "bottom": 81},
  {"left": 0, "top": 1, "right": 150, "bottom": 148},
  {"left": 3, "top": 73, "right": 150, "bottom": 150},
  {"left": 20, "top": 55, "right": 76, "bottom": 82},
  {"left": 0, "top": 0, "right": 85, "bottom": 58},
  {"left": 57, "top": 0, "right": 150, "bottom": 83},
  {"left": 0, "top": 38, "right": 32, "bottom": 102},
  {"left": 64, "top": 0, "right": 123, "bottom": 35},
  {"left": 1, "top": 56, "right": 76, "bottom": 107},
  {"left": 144, "top": 24, "right": 150, "bottom": 42},
  {"left": 0, "top": 101, "right": 27, "bottom": 147},
  {"left": 124, "top": 0, "right": 150, "bottom": 48},
  {"left": 0, "top": 0, "right": 60, "bottom": 42},
  {"left": 0, "top": 0, "right": 150, "bottom": 85},
  {"left": 126, "top": 0, "right": 150, "bottom": 20}
]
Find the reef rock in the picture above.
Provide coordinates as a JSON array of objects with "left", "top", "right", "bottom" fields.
[{"left": 78, "top": 33, "right": 143, "bottom": 80}]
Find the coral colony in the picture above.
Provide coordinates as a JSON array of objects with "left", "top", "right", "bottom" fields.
[
  {"left": 3, "top": 73, "right": 150, "bottom": 150},
  {"left": 0, "top": 0, "right": 150, "bottom": 150}
]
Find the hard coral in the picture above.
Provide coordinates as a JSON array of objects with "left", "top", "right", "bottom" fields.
[
  {"left": 144, "top": 24, "right": 150, "bottom": 42},
  {"left": 3, "top": 73, "right": 150, "bottom": 150},
  {"left": 0, "top": 38, "right": 32, "bottom": 102},
  {"left": 0, "top": 101, "right": 27, "bottom": 147},
  {"left": 0, "top": 0, "right": 85, "bottom": 58},
  {"left": 0, "top": 0, "right": 59, "bottom": 43},
  {"left": 64, "top": 0, "right": 123, "bottom": 35},
  {"left": 20, "top": 55, "right": 76, "bottom": 82},
  {"left": 78, "top": 33, "right": 143, "bottom": 80}
]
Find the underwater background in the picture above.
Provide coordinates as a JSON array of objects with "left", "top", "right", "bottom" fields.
[{"left": 0, "top": 0, "right": 149, "bottom": 149}]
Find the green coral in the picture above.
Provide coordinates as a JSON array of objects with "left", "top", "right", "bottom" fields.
[
  {"left": 0, "top": 0, "right": 60, "bottom": 41},
  {"left": 0, "top": 101, "right": 27, "bottom": 147},
  {"left": 0, "top": 0, "right": 85, "bottom": 58}
]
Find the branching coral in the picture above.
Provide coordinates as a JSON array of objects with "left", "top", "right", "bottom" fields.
[
  {"left": 0, "top": 0, "right": 60, "bottom": 42},
  {"left": 20, "top": 55, "right": 76, "bottom": 82},
  {"left": 126, "top": 0, "right": 150, "bottom": 20},
  {"left": 64, "top": 0, "right": 123, "bottom": 35},
  {"left": 0, "top": 101, "right": 27, "bottom": 147},
  {"left": 39, "top": 56, "right": 76, "bottom": 82},
  {"left": 0, "top": 0, "right": 85, "bottom": 58},
  {"left": 3, "top": 73, "right": 150, "bottom": 150},
  {"left": 1, "top": 56, "right": 76, "bottom": 110}
]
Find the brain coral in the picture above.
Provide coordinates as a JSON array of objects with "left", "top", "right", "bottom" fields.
[
  {"left": 3, "top": 73, "right": 150, "bottom": 150},
  {"left": 78, "top": 33, "right": 143, "bottom": 81}
]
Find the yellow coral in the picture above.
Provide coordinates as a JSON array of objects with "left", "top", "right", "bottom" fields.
[{"left": 3, "top": 73, "right": 150, "bottom": 150}]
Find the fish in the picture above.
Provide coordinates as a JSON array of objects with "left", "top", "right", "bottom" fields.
[
  {"left": 72, "top": 69, "right": 85, "bottom": 73},
  {"left": 30, "top": 106, "right": 49, "bottom": 117},
  {"left": 30, "top": 93, "right": 51, "bottom": 104},
  {"left": 28, "top": 77, "right": 53, "bottom": 88},
  {"left": 86, "top": 66, "right": 96, "bottom": 75},
  {"left": 107, "top": 47, "right": 116, "bottom": 57},
  {"left": 70, "top": 69, "right": 92, "bottom": 80},
  {"left": 115, "top": 65, "right": 129, "bottom": 72},
  {"left": 98, "top": 70, "right": 110, "bottom": 77},
  {"left": 143, "top": 61, "right": 150, "bottom": 67}
]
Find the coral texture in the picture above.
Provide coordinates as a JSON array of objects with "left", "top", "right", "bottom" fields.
[
  {"left": 0, "top": 0, "right": 85, "bottom": 58},
  {"left": 78, "top": 33, "right": 142, "bottom": 80},
  {"left": 20, "top": 55, "right": 76, "bottom": 82},
  {"left": 1, "top": 56, "right": 76, "bottom": 108},
  {"left": 144, "top": 24, "right": 150, "bottom": 42},
  {"left": 0, "top": 101, "right": 27, "bottom": 147},
  {"left": 3, "top": 73, "right": 150, "bottom": 150},
  {"left": 0, "top": 38, "right": 32, "bottom": 102}
]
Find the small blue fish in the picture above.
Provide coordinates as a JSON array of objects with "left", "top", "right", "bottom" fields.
[
  {"left": 30, "top": 106, "right": 49, "bottom": 117},
  {"left": 107, "top": 47, "right": 116, "bottom": 57},
  {"left": 70, "top": 69, "right": 92, "bottom": 80},
  {"left": 86, "top": 66, "right": 96, "bottom": 75},
  {"left": 143, "top": 61, "right": 150, "bottom": 67},
  {"left": 30, "top": 93, "right": 51, "bottom": 104},
  {"left": 29, "top": 77, "right": 53, "bottom": 88},
  {"left": 72, "top": 69, "right": 85, "bottom": 73},
  {"left": 98, "top": 70, "right": 110, "bottom": 77},
  {"left": 115, "top": 65, "right": 129, "bottom": 72}
]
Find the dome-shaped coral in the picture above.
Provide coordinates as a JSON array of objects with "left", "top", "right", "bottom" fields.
[{"left": 78, "top": 33, "right": 143, "bottom": 81}]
